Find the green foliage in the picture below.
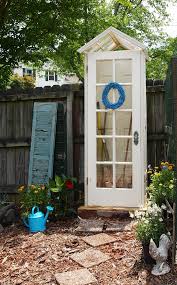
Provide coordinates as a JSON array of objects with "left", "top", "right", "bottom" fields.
[
  {"left": 0, "top": 0, "right": 176, "bottom": 87},
  {"left": 148, "top": 163, "right": 175, "bottom": 206},
  {"left": 136, "top": 216, "right": 166, "bottom": 245},
  {"left": 10, "top": 74, "right": 35, "bottom": 89},
  {"left": 147, "top": 37, "right": 177, "bottom": 79},
  {"left": 49, "top": 175, "right": 77, "bottom": 218},
  {"left": 18, "top": 184, "right": 51, "bottom": 217},
  {"left": 0, "top": 65, "right": 12, "bottom": 91},
  {"left": 135, "top": 203, "right": 166, "bottom": 245}
]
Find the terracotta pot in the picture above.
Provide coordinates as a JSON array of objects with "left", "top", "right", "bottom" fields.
[{"left": 142, "top": 243, "right": 155, "bottom": 264}]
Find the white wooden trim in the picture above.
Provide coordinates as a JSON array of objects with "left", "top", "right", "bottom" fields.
[
  {"left": 87, "top": 53, "right": 96, "bottom": 205},
  {"left": 140, "top": 51, "right": 147, "bottom": 207},
  {"left": 84, "top": 55, "right": 88, "bottom": 205},
  {"left": 96, "top": 83, "right": 132, "bottom": 87},
  {"left": 132, "top": 51, "right": 141, "bottom": 206},
  {"left": 96, "top": 109, "right": 133, "bottom": 112},
  {"left": 96, "top": 135, "right": 132, "bottom": 139},
  {"left": 78, "top": 26, "right": 147, "bottom": 58},
  {"left": 96, "top": 162, "right": 133, "bottom": 165},
  {"left": 112, "top": 59, "right": 116, "bottom": 188}
]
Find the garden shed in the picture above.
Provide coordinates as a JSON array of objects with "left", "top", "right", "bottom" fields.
[{"left": 78, "top": 27, "right": 147, "bottom": 208}]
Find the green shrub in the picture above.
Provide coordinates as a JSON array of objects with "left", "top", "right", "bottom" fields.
[
  {"left": 10, "top": 73, "right": 35, "bottom": 89},
  {"left": 135, "top": 202, "right": 166, "bottom": 245},
  {"left": 148, "top": 162, "right": 175, "bottom": 206}
]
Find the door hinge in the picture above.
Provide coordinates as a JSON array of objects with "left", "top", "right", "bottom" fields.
[{"left": 86, "top": 177, "right": 88, "bottom": 185}]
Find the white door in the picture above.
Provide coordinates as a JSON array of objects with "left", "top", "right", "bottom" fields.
[{"left": 87, "top": 51, "right": 142, "bottom": 207}]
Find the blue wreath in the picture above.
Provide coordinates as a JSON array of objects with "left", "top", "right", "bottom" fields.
[{"left": 102, "top": 82, "right": 125, "bottom": 109}]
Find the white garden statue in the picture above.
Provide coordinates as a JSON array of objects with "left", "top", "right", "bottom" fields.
[{"left": 149, "top": 234, "right": 171, "bottom": 276}]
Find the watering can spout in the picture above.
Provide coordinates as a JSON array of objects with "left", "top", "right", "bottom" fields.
[
  {"left": 44, "top": 205, "right": 54, "bottom": 222},
  {"left": 23, "top": 217, "right": 29, "bottom": 228}
]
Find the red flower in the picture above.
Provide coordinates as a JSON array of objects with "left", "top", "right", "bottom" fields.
[{"left": 65, "top": 180, "right": 74, "bottom": 189}]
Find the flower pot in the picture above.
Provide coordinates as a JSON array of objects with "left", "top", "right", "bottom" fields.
[{"left": 142, "top": 243, "right": 155, "bottom": 264}]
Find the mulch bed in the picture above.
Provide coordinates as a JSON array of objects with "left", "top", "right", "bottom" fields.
[{"left": 0, "top": 218, "right": 176, "bottom": 285}]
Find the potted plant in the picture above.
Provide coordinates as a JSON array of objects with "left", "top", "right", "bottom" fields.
[
  {"left": 135, "top": 202, "right": 166, "bottom": 264},
  {"left": 18, "top": 184, "right": 51, "bottom": 218}
]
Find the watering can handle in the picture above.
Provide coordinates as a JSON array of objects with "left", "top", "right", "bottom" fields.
[{"left": 31, "top": 206, "right": 39, "bottom": 215}]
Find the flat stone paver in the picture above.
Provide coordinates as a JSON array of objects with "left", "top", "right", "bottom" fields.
[
  {"left": 70, "top": 248, "right": 111, "bottom": 268},
  {"left": 105, "top": 221, "right": 133, "bottom": 232},
  {"left": 82, "top": 233, "right": 117, "bottom": 247},
  {"left": 75, "top": 219, "right": 104, "bottom": 232},
  {"left": 55, "top": 268, "right": 97, "bottom": 285}
]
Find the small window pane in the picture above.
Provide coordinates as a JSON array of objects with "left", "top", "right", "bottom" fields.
[
  {"left": 49, "top": 71, "right": 54, "bottom": 80},
  {"left": 97, "top": 138, "right": 112, "bottom": 161},
  {"left": 115, "top": 59, "right": 132, "bottom": 83},
  {"left": 115, "top": 112, "right": 132, "bottom": 135},
  {"left": 119, "top": 86, "right": 132, "bottom": 109},
  {"left": 115, "top": 165, "right": 132, "bottom": 188},
  {"left": 97, "top": 86, "right": 131, "bottom": 110},
  {"left": 97, "top": 112, "right": 112, "bottom": 135},
  {"left": 115, "top": 138, "right": 132, "bottom": 162},
  {"left": 97, "top": 164, "right": 113, "bottom": 188},
  {"left": 96, "top": 60, "right": 113, "bottom": 83},
  {"left": 96, "top": 86, "right": 115, "bottom": 109},
  {"left": 26, "top": 69, "right": 32, "bottom": 75}
]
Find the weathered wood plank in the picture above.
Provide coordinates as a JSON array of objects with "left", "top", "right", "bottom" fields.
[
  {"left": 0, "top": 102, "right": 7, "bottom": 138},
  {"left": 0, "top": 185, "right": 18, "bottom": 194},
  {"left": 16, "top": 148, "right": 25, "bottom": 185},
  {"left": 0, "top": 142, "right": 30, "bottom": 148},
  {"left": 7, "top": 149, "right": 16, "bottom": 185},
  {"left": 24, "top": 148, "right": 30, "bottom": 184},
  {"left": 0, "top": 150, "right": 7, "bottom": 185},
  {"left": 67, "top": 92, "right": 74, "bottom": 176}
]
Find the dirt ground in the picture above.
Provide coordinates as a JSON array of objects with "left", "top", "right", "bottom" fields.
[{"left": 0, "top": 218, "right": 177, "bottom": 285}]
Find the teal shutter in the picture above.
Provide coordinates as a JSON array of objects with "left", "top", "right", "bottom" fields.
[
  {"left": 53, "top": 103, "right": 67, "bottom": 176},
  {"left": 28, "top": 102, "right": 58, "bottom": 185}
]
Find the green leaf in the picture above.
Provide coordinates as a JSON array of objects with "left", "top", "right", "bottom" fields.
[
  {"left": 55, "top": 176, "right": 63, "bottom": 187},
  {"left": 49, "top": 178, "right": 56, "bottom": 188},
  {"left": 50, "top": 187, "right": 60, "bottom": 193}
]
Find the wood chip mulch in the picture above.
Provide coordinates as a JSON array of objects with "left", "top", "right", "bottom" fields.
[{"left": 0, "top": 219, "right": 177, "bottom": 285}]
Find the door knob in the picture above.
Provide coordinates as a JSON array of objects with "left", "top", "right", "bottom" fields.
[{"left": 134, "top": 131, "right": 139, "bottom": 145}]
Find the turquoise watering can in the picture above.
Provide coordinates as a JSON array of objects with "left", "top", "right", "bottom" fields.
[{"left": 23, "top": 205, "right": 53, "bottom": 233}]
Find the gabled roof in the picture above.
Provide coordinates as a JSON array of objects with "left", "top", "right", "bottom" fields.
[{"left": 78, "top": 26, "right": 147, "bottom": 58}]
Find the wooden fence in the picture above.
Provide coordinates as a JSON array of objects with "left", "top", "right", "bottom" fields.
[{"left": 0, "top": 81, "right": 166, "bottom": 195}]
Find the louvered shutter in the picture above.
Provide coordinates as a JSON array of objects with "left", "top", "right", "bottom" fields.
[
  {"left": 28, "top": 102, "right": 58, "bottom": 185},
  {"left": 53, "top": 103, "right": 67, "bottom": 176}
]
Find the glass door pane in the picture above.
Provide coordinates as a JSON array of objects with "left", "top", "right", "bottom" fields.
[
  {"left": 97, "top": 112, "right": 112, "bottom": 135},
  {"left": 96, "top": 58, "right": 133, "bottom": 189},
  {"left": 115, "top": 59, "right": 132, "bottom": 83},
  {"left": 97, "top": 164, "right": 113, "bottom": 188},
  {"left": 115, "top": 165, "right": 132, "bottom": 188}
]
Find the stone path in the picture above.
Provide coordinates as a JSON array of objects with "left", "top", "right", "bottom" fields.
[
  {"left": 70, "top": 247, "right": 111, "bottom": 268},
  {"left": 55, "top": 268, "right": 97, "bottom": 285},
  {"left": 55, "top": 219, "right": 133, "bottom": 285},
  {"left": 82, "top": 233, "right": 117, "bottom": 247}
]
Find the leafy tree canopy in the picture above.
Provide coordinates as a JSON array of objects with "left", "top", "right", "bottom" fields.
[{"left": 0, "top": 0, "right": 176, "bottom": 89}]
